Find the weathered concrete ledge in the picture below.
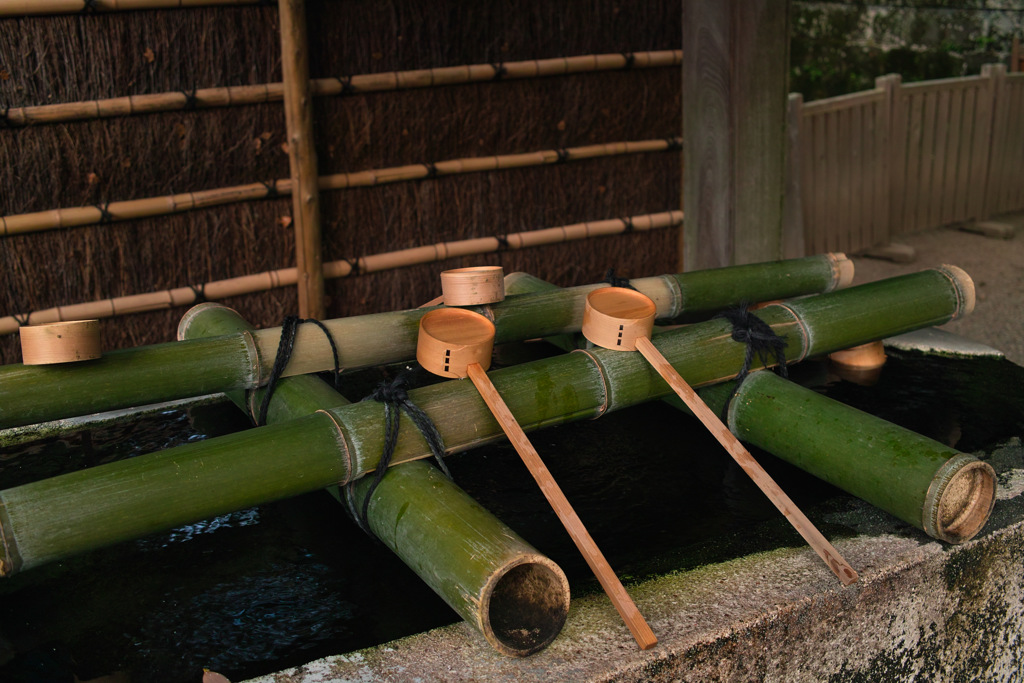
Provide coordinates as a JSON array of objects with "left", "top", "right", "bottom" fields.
[{"left": 246, "top": 437, "right": 1024, "bottom": 682}]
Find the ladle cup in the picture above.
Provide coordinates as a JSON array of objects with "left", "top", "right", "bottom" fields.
[
  {"left": 416, "top": 307, "right": 658, "bottom": 650},
  {"left": 583, "top": 287, "right": 859, "bottom": 586}
]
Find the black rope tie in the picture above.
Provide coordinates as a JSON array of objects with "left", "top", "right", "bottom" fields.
[
  {"left": 181, "top": 88, "right": 199, "bottom": 111},
  {"left": 491, "top": 63, "right": 507, "bottom": 80},
  {"left": 495, "top": 234, "right": 510, "bottom": 251},
  {"left": 261, "top": 179, "right": 280, "bottom": 199},
  {"left": 621, "top": 216, "right": 635, "bottom": 233},
  {"left": 714, "top": 304, "right": 789, "bottom": 419},
  {"left": 621, "top": 52, "right": 636, "bottom": 69},
  {"left": 13, "top": 313, "right": 30, "bottom": 327},
  {"left": 188, "top": 284, "right": 207, "bottom": 304},
  {"left": 352, "top": 372, "right": 451, "bottom": 534},
  {"left": 81, "top": 0, "right": 100, "bottom": 13},
  {"left": 423, "top": 162, "right": 439, "bottom": 179},
  {"left": 0, "top": 105, "right": 13, "bottom": 129},
  {"left": 95, "top": 202, "right": 114, "bottom": 224},
  {"left": 665, "top": 137, "right": 683, "bottom": 151},
  {"left": 555, "top": 148, "right": 571, "bottom": 164},
  {"left": 344, "top": 257, "right": 362, "bottom": 276},
  {"left": 255, "top": 315, "right": 343, "bottom": 426},
  {"left": 334, "top": 76, "right": 356, "bottom": 96},
  {"left": 603, "top": 268, "right": 636, "bottom": 290}
]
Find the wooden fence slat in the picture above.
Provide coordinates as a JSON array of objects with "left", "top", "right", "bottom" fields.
[
  {"left": 836, "top": 107, "right": 852, "bottom": 252},
  {"left": 903, "top": 91, "right": 924, "bottom": 232},
  {"left": 1010, "top": 79, "right": 1024, "bottom": 211},
  {"left": 942, "top": 86, "right": 964, "bottom": 226},
  {"left": 981, "top": 64, "right": 1008, "bottom": 217},
  {"left": 918, "top": 90, "right": 939, "bottom": 233},
  {"left": 825, "top": 110, "right": 841, "bottom": 252},
  {"left": 849, "top": 103, "right": 865, "bottom": 252},
  {"left": 930, "top": 88, "right": 951, "bottom": 228},
  {"left": 968, "top": 74, "right": 994, "bottom": 221},
  {"left": 952, "top": 85, "right": 976, "bottom": 222}
]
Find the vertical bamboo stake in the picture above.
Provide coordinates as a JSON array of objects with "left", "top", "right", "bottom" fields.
[{"left": 278, "top": 0, "right": 326, "bottom": 319}]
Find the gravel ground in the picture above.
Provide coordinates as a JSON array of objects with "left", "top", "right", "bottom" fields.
[{"left": 850, "top": 212, "right": 1024, "bottom": 366}]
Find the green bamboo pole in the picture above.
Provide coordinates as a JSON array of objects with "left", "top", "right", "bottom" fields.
[
  {"left": 504, "top": 272, "right": 995, "bottom": 543},
  {"left": 0, "top": 266, "right": 972, "bottom": 576},
  {"left": 695, "top": 372, "right": 995, "bottom": 543},
  {"left": 181, "top": 303, "right": 569, "bottom": 656},
  {"left": 0, "top": 253, "right": 851, "bottom": 431}
]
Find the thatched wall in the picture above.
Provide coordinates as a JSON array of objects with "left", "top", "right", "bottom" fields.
[{"left": 0, "top": 0, "right": 681, "bottom": 364}]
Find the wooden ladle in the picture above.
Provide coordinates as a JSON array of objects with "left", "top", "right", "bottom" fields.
[
  {"left": 582, "top": 287, "right": 858, "bottom": 586},
  {"left": 417, "top": 307, "right": 658, "bottom": 649}
]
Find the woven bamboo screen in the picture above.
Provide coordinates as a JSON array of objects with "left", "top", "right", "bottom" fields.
[{"left": 0, "top": 1, "right": 683, "bottom": 364}]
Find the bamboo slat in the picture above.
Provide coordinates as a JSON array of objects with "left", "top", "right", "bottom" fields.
[
  {"left": 0, "top": 0, "right": 254, "bottom": 15},
  {"left": 0, "top": 210, "right": 683, "bottom": 336},
  {"left": 0, "top": 266, "right": 973, "bottom": 576},
  {"left": 0, "top": 138, "right": 681, "bottom": 237},
  {"left": 0, "top": 253, "right": 852, "bottom": 430},
  {"left": 968, "top": 67, "right": 995, "bottom": 221},
  {"left": 1, "top": 51, "right": 682, "bottom": 127}
]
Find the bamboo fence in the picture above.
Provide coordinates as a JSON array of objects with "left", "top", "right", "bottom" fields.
[
  {"left": 0, "top": 266, "right": 973, "bottom": 575},
  {"left": 0, "top": 210, "right": 683, "bottom": 336},
  {"left": 1, "top": 51, "right": 682, "bottom": 127},
  {"left": 0, "top": 138, "right": 681, "bottom": 237},
  {"left": 795, "top": 65, "right": 1024, "bottom": 255},
  {"left": 0, "top": 253, "right": 850, "bottom": 429}
]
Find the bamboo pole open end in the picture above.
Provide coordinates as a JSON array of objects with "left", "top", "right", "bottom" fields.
[
  {"left": 19, "top": 320, "right": 102, "bottom": 365},
  {"left": 480, "top": 554, "right": 571, "bottom": 656},
  {"left": 925, "top": 454, "right": 997, "bottom": 543},
  {"left": 938, "top": 264, "right": 976, "bottom": 319},
  {"left": 416, "top": 308, "right": 495, "bottom": 378},
  {"left": 827, "top": 252, "right": 855, "bottom": 290},
  {"left": 581, "top": 287, "right": 656, "bottom": 351}
]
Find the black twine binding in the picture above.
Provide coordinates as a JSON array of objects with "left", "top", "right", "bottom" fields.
[
  {"left": 622, "top": 52, "right": 636, "bottom": 68},
  {"left": 491, "top": 63, "right": 507, "bottom": 80},
  {"left": 255, "top": 315, "right": 343, "bottom": 426},
  {"left": 621, "top": 216, "right": 635, "bottom": 233},
  {"left": 603, "top": 268, "right": 635, "bottom": 290},
  {"left": 188, "top": 284, "right": 207, "bottom": 304},
  {"left": 344, "top": 257, "right": 362, "bottom": 276},
  {"left": 353, "top": 372, "right": 451, "bottom": 533},
  {"left": 334, "top": 76, "right": 356, "bottom": 96},
  {"left": 665, "top": 137, "right": 683, "bottom": 151},
  {"left": 555, "top": 148, "right": 571, "bottom": 164},
  {"left": 495, "top": 234, "right": 510, "bottom": 250},
  {"left": 423, "top": 162, "right": 439, "bottom": 179},
  {"left": 0, "top": 105, "right": 13, "bottom": 129},
  {"left": 13, "top": 313, "right": 30, "bottom": 327},
  {"left": 95, "top": 202, "right": 114, "bottom": 223},
  {"left": 261, "top": 179, "right": 280, "bottom": 199},
  {"left": 81, "top": 0, "right": 100, "bottom": 13},
  {"left": 714, "top": 304, "right": 789, "bottom": 419},
  {"left": 181, "top": 88, "right": 199, "bottom": 111}
]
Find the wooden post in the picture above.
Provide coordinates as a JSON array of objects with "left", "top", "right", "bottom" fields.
[
  {"left": 278, "top": 0, "right": 326, "bottom": 319},
  {"left": 782, "top": 93, "right": 806, "bottom": 259},
  {"left": 682, "top": 0, "right": 790, "bottom": 269}
]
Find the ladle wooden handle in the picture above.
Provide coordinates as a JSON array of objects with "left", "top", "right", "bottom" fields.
[
  {"left": 633, "top": 336, "right": 859, "bottom": 586},
  {"left": 465, "top": 362, "right": 659, "bottom": 650}
]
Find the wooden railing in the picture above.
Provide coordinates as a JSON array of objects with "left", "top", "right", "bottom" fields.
[{"left": 791, "top": 65, "right": 1024, "bottom": 256}]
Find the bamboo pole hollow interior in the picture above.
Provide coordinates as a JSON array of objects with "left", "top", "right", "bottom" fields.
[
  {"left": 180, "top": 303, "right": 570, "bottom": 656},
  {"left": 1, "top": 51, "right": 682, "bottom": 125},
  {"left": 0, "top": 267, "right": 973, "bottom": 575},
  {"left": 0, "top": 254, "right": 855, "bottom": 428}
]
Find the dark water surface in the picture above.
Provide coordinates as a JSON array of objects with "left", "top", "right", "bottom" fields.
[{"left": 0, "top": 351, "right": 1022, "bottom": 682}]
